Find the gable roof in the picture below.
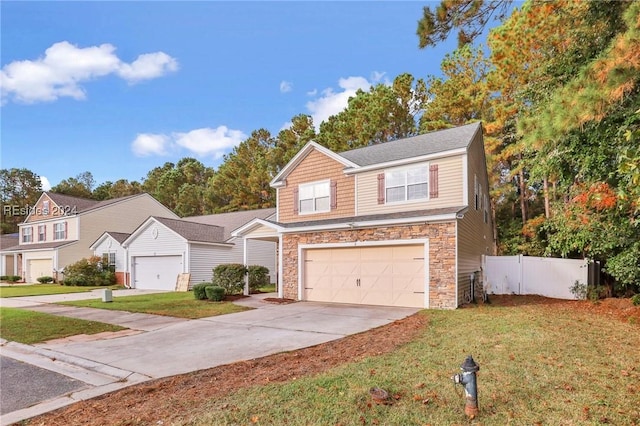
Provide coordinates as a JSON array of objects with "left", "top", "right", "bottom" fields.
[
  {"left": 104, "top": 231, "right": 131, "bottom": 244},
  {"left": 89, "top": 231, "right": 131, "bottom": 250},
  {"left": 153, "top": 217, "right": 226, "bottom": 244},
  {"left": 339, "top": 122, "right": 482, "bottom": 167},
  {"left": 270, "top": 142, "right": 358, "bottom": 187},
  {"left": 45, "top": 192, "right": 100, "bottom": 213},
  {"left": 185, "top": 208, "right": 276, "bottom": 241}
]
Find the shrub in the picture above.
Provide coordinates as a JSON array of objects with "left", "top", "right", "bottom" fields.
[
  {"left": 632, "top": 294, "right": 640, "bottom": 306},
  {"left": 36, "top": 276, "right": 54, "bottom": 284},
  {"left": 212, "top": 264, "right": 247, "bottom": 295},
  {"left": 248, "top": 265, "right": 270, "bottom": 292},
  {"left": 7, "top": 275, "right": 21, "bottom": 283},
  {"left": 0, "top": 276, "right": 7, "bottom": 281},
  {"left": 62, "top": 256, "right": 114, "bottom": 286},
  {"left": 569, "top": 280, "right": 587, "bottom": 300},
  {"left": 205, "top": 285, "right": 225, "bottom": 301},
  {"left": 193, "top": 282, "right": 212, "bottom": 300}
]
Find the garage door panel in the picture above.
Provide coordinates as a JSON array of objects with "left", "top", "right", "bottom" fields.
[
  {"left": 303, "top": 245, "right": 426, "bottom": 308},
  {"left": 27, "top": 259, "right": 52, "bottom": 283},
  {"left": 134, "top": 256, "right": 182, "bottom": 290}
]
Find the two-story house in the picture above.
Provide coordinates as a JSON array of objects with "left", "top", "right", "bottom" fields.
[
  {"left": 233, "top": 122, "right": 495, "bottom": 309},
  {"left": 1, "top": 192, "right": 178, "bottom": 283}
]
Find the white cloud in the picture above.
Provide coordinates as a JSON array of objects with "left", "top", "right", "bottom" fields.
[
  {"left": 117, "top": 52, "right": 178, "bottom": 83},
  {"left": 39, "top": 176, "right": 51, "bottom": 191},
  {"left": 279, "top": 80, "right": 293, "bottom": 93},
  {"left": 173, "top": 126, "right": 247, "bottom": 159},
  {"left": 131, "top": 126, "right": 246, "bottom": 159},
  {"left": 305, "top": 76, "right": 372, "bottom": 128},
  {"left": 306, "top": 88, "right": 317, "bottom": 96},
  {"left": 370, "top": 71, "right": 388, "bottom": 84},
  {"left": 1, "top": 41, "right": 178, "bottom": 104},
  {"left": 132, "top": 133, "right": 171, "bottom": 157}
]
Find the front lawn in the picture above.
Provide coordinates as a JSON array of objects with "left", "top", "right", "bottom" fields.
[
  {"left": 0, "top": 284, "right": 123, "bottom": 298},
  {"left": 193, "top": 300, "right": 640, "bottom": 425},
  {"left": 60, "top": 291, "right": 251, "bottom": 319},
  {"left": 0, "top": 307, "right": 125, "bottom": 344}
]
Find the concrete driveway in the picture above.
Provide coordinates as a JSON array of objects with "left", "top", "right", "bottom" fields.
[{"left": 0, "top": 292, "right": 419, "bottom": 425}]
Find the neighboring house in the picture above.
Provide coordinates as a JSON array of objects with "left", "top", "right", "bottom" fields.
[
  {"left": 89, "top": 232, "right": 130, "bottom": 285},
  {"left": 0, "top": 192, "right": 178, "bottom": 283},
  {"left": 234, "top": 122, "right": 495, "bottom": 309},
  {"left": 122, "top": 208, "right": 276, "bottom": 290},
  {"left": 0, "top": 233, "right": 19, "bottom": 277}
]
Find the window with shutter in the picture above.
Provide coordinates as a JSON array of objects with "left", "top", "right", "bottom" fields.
[
  {"left": 383, "top": 165, "right": 429, "bottom": 203},
  {"left": 298, "top": 180, "right": 330, "bottom": 214}
]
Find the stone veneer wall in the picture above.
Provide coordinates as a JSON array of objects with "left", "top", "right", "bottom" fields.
[{"left": 282, "top": 221, "right": 458, "bottom": 309}]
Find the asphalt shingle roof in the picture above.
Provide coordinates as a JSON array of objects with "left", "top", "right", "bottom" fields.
[
  {"left": 339, "top": 122, "right": 481, "bottom": 167},
  {"left": 153, "top": 217, "right": 226, "bottom": 244},
  {"left": 104, "top": 232, "right": 131, "bottom": 244},
  {"left": 45, "top": 192, "right": 144, "bottom": 214},
  {"left": 185, "top": 208, "right": 276, "bottom": 241}
]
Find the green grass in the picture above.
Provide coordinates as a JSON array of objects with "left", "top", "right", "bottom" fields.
[
  {"left": 60, "top": 291, "right": 251, "bottom": 319},
  {"left": 0, "top": 307, "right": 125, "bottom": 344},
  {"left": 184, "top": 303, "right": 640, "bottom": 425},
  {"left": 255, "top": 284, "right": 276, "bottom": 293},
  {"left": 0, "top": 284, "right": 123, "bottom": 298}
]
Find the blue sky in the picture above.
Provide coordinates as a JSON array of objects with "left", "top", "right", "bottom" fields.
[{"left": 1, "top": 1, "right": 464, "bottom": 190}]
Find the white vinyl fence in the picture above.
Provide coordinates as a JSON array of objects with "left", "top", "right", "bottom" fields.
[{"left": 483, "top": 255, "right": 588, "bottom": 300}]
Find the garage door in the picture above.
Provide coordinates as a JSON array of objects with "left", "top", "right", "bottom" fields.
[
  {"left": 303, "top": 245, "right": 425, "bottom": 308},
  {"left": 133, "top": 256, "right": 183, "bottom": 290},
  {"left": 27, "top": 259, "right": 53, "bottom": 283}
]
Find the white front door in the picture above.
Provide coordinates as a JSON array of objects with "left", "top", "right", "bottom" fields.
[{"left": 133, "top": 255, "right": 183, "bottom": 290}]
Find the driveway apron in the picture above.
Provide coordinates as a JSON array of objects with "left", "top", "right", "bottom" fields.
[{"left": 0, "top": 293, "right": 418, "bottom": 425}]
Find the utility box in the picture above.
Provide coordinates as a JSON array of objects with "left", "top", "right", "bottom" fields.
[{"left": 102, "top": 288, "right": 113, "bottom": 303}]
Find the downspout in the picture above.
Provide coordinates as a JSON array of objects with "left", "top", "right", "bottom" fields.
[{"left": 243, "top": 237, "right": 249, "bottom": 296}]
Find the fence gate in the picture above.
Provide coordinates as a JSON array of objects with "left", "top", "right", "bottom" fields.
[{"left": 483, "top": 255, "right": 588, "bottom": 300}]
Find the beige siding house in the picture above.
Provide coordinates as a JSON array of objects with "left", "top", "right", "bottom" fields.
[
  {"left": 234, "top": 122, "right": 495, "bottom": 309},
  {"left": 0, "top": 192, "right": 178, "bottom": 283}
]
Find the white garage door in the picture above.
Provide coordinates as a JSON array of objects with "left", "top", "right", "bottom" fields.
[
  {"left": 27, "top": 259, "right": 53, "bottom": 283},
  {"left": 303, "top": 245, "right": 426, "bottom": 308},
  {"left": 133, "top": 256, "right": 183, "bottom": 290}
]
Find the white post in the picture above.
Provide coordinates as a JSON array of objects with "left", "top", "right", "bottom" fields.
[
  {"left": 243, "top": 237, "right": 249, "bottom": 296},
  {"left": 278, "top": 235, "right": 284, "bottom": 299}
]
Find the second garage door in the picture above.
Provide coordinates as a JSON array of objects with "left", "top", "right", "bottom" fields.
[
  {"left": 133, "top": 255, "right": 183, "bottom": 290},
  {"left": 303, "top": 244, "right": 426, "bottom": 308},
  {"left": 27, "top": 259, "right": 53, "bottom": 283}
]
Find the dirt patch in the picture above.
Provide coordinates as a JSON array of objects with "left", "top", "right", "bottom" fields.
[
  {"left": 26, "top": 297, "right": 639, "bottom": 425},
  {"left": 262, "top": 297, "right": 296, "bottom": 304}
]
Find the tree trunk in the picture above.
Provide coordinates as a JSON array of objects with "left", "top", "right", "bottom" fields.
[
  {"left": 543, "top": 176, "right": 551, "bottom": 218},
  {"left": 519, "top": 165, "right": 527, "bottom": 224}
]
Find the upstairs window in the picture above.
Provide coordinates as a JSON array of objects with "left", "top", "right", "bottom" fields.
[
  {"left": 38, "top": 225, "right": 46, "bottom": 242},
  {"left": 385, "top": 166, "right": 429, "bottom": 203},
  {"left": 298, "top": 180, "right": 330, "bottom": 214},
  {"left": 42, "top": 200, "right": 49, "bottom": 215},
  {"left": 22, "top": 227, "right": 33, "bottom": 243},
  {"left": 54, "top": 222, "right": 66, "bottom": 240}
]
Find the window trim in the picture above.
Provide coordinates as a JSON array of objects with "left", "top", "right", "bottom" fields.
[
  {"left": 22, "top": 227, "right": 33, "bottom": 243},
  {"left": 53, "top": 222, "right": 66, "bottom": 240},
  {"left": 297, "top": 179, "right": 331, "bottom": 215},
  {"left": 38, "top": 225, "right": 46, "bottom": 242},
  {"left": 384, "top": 165, "right": 430, "bottom": 205}
]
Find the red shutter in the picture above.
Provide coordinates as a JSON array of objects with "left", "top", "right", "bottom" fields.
[
  {"left": 64, "top": 221, "right": 68, "bottom": 239},
  {"left": 429, "top": 164, "right": 439, "bottom": 198},
  {"left": 377, "top": 173, "right": 385, "bottom": 204},
  {"left": 330, "top": 180, "right": 337, "bottom": 209},
  {"left": 44, "top": 225, "right": 47, "bottom": 241},
  {"left": 293, "top": 187, "right": 299, "bottom": 214}
]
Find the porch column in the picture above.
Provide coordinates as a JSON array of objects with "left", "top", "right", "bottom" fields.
[
  {"left": 243, "top": 237, "right": 249, "bottom": 296},
  {"left": 278, "top": 234, "right": 283, "bottom": 298}
]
